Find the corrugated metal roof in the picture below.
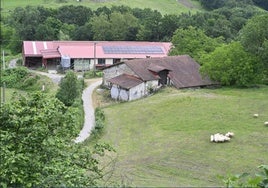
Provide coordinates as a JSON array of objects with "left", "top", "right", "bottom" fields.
[
  {"left": 108, "top": 74, "right": 143, "bottom": 89},
  {"left": 23, "top": 41, "right": 171, "bottom": 59},
  {"left": 41, "top": 49, "right": 61, "bottom": 59}
]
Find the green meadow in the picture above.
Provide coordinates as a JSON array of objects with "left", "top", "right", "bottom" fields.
[
  {"left": 1, "top": 0, "right": 202, "bottom": 15},
  {"left": 94, "top": 86, "right": 268, "bottom": 187}
]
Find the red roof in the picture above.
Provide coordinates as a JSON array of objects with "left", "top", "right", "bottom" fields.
[{"left": 23, "top": 41, "right": 171, "bottom": 59}]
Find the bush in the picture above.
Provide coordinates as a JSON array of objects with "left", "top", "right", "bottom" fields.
[
  {"left": 56, "top": 70, "right": 79, "bottom": 106},
  {"left": 84, "top": 70, "right": 103, "bottom": 79},
  {"left": 1, "top": 67, "right": 29, "bottom": 88},
  {"left": 91, "top": 108, "right": 105, "bottom": 136}
]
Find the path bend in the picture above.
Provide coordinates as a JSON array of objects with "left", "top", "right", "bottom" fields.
[{"left": 74, "top": 80, "right": 102, "bottom": 143}]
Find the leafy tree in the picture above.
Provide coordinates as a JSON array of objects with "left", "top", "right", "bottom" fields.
[
  {"left": 200, "top": 42, "right": 264, "bottom": 86},
  {"left": 56, "top": 5, "right": 93, "bottom": 26},
  {"left": 90, "top": 14, "right": 112, "bottom": 41},
  {"left": 56, "top": 70, "right": 79, "bottom": 106},
  {"left": 109, "top": 12, "right": 139, "bottom": 40},
  {"left": 35, "top": 17, "right": 62, "bottom": 40},
  {"left": 9, "top": 6, "right": 42, "bottom": 40},
  {"left": 71, "top": 22, "right": 93, "bottom": 40},
  {"left": 239, "top": 13, "right": 268, "bottom": 71},
  {"left": 159, "top": 14, "right": 181, "bottom": 41},
  {"left": 0, "top": 92, "right": 113, "bottom": 187},
  {"left": 169, "top": 26, "right": 223, "bottom": 63},
  {"left": 136, "top": 9, "right": 162, "bottom": 41}
]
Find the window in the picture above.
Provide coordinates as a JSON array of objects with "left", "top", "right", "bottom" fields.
[{"left": 98, "top": 58, "right": 105, "bottom": 65}]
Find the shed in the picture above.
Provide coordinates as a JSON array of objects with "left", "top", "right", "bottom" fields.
[{"left": 108, "top": 74, "right": 145, "bottom": 101}]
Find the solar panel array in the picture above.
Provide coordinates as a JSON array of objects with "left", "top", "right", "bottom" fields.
[{"left": 103, "top": 45, "right": 164, "bottom": 54}]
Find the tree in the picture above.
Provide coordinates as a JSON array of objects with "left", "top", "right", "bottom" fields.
[
  {"left": 109, "top": 12, "right": 139, "bottom": 40},
  {"left": 239, "top": 13, "right": 268, "bottom": 71},
  {"left": 35, "top": 17, "right": 62, "bottom": 40},
  {"left": 169, "top": 26, "right": 223, "bottom": 63},
  {"left": 90, "top": 14, "right": 112, "bottom": 41},
  {"left": 56, "top": 70, "right": 79, "bottom": 106},
  {"left": 56, "top": 5, "right": 93, "bottom": 26},
  {"left": 136, "top": 9, "right": 162, "bottom": 41},
  {"left": 200, "top": 42, "right": 264, "bottom": 86},
  {"left": 0, "top": 92, "right": 113, "bottom": 187}
]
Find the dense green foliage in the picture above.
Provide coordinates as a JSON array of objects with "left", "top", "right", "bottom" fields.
[
  {"left": 0, "top": 92, "right": 113, "bottom": 187},
  {"left": 200, "top": 42, "right": 264, "bottom": 86},
  {"left": 0, "top": 2, "right": 263, "bottom": 53},
  {"left": 0, "top": 67, "right": 48, "bottom": 91},
  {"left": 169, "top": 26, "right": 223, "bottom": 63},
  {"left": 56, "top": 70, "right": 80, "bottom": 106},
  {"left": 239, "top": 14, "right": 268, "bottom": 72},
  {"left": 220, "top": 165, "right": 268, "bottom": 187}
]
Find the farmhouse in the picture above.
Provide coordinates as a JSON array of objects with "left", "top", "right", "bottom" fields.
[
  {"left": 103, "top": 55, "right": 215, "bottom": 101},
  {"left": 22, "top": 41, "right": 171, "bottom": 71}
]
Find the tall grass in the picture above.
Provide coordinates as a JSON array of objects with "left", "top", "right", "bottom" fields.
[{"left": 95, "top": 86, "right": 268, "bottom": 187}]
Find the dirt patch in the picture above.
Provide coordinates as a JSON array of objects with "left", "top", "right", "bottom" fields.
[{"left": 177, "top": 0, "right": 197, "bottom": 9}]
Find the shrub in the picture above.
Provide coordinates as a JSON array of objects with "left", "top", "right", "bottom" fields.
[
  {"left": 91, "top": 108, "right": 105, "bottom": 136},
  {"left": 56, "top": 70, "right": 79, "bottom": 106}
]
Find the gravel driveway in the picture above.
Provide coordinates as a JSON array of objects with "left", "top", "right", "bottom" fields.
[{"left": 74, "top": 80, "right": 102, "bottom": 143}]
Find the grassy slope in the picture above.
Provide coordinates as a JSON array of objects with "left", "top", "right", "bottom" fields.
[
  {"left": 96, "top": 86, "right": 268, "bottom": 187},
  {"left": 1, "top": 0, "right": 202, "bottom": 15}
]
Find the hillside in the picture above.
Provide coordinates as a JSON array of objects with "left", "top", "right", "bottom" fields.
[
  {"left": 1, "top": 0, "right": 203, "bottom": 15},
  {"left": 93, "top": 86, "right": 268, "bottom": 187}
]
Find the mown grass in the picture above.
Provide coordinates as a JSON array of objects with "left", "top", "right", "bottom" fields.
[
  {"left": 94, "top": 86, "right": 268, "bottom": 187},
  {"left": 1, "top": 0, "right": 203, "bottom": 15}
]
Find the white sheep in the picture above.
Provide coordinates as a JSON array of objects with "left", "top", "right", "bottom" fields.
[
  {"left": 253, "top": 114, "right": 259, "bottom": 118},
  {"left": 225, "top": 132, "right": 234, "bottom": 138},
  {"left": 264, "top": 121, "right": 268, "bottom": 126},
  {"left": 211, "top": 133, "right": 231, "bottom": 143}
]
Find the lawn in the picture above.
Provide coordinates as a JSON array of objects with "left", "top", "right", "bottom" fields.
[
  {"left": 1, "top": 0, "right": 203, "bottom": 15},
  {"left": 93, "top": 86, "right": 268, "bottom": 187}
]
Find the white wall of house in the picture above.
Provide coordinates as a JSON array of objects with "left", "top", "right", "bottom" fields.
[
  {"left": 110, "top": 80, "right": 160, "bottom": 101},
  {"left": 111, "top": 85, "right": 129, "bottom": 101},
  {"left": 129, "top": 83, "right": 146, "bottom": 101}
]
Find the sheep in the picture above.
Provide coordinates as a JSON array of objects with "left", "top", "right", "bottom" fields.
[
  {"left": 211, "top": 133, "right": 231, "bottom": 143},
  {"left": 225, "top": 132, "right": 234, "bottom": 138},
  {"left": 264, "top": 121, "right": 268, "bottom": 126},
  {"left": 253, "top": 114, "right": 259, "bottom": 118}
]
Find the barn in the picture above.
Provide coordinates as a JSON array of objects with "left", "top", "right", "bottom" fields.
[
  {"left": 22, "top": 41, "right": 171, "bottom": 71},
  {"left": 103, "top": 55, "right": 216, "bottom": 101}
]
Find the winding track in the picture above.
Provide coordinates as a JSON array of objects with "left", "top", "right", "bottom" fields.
[
  {"left": 74, "top": 80, "right": 102, "bottom": 143},
  {"left": 29, "top": 69, "right": 102, "bottom": 143}
]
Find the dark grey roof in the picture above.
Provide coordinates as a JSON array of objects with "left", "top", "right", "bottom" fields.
[
  {"left": 124, "top": 55, "right": 215, "bottom": 89},
  {"left": 107, "top": 74, "right": 143, "bottom": 89}
]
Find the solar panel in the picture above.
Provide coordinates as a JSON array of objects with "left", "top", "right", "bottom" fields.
[{"left": 103, "top": 46, "right": 164, "bottom": 54}]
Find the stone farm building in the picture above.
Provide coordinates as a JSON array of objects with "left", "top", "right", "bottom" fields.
[
  {"left": 103, "top": 55, "right": 215, "bottom": 101},
  {"left": 22, "top": 41, "right": 171, "bottom": 71}
]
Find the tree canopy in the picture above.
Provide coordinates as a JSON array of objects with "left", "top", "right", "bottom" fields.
[
  {"left": 200, "top": 42, "right": 264, "bottom": 86},
  {"left": 0, "top": 92, "right": 113, "bottom": 187}
]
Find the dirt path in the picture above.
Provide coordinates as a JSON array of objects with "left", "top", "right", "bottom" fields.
[
  {"left": 74, "top": 79, "right": 102, "bottom": 143},
  {"left": 30, "top": 70, "right": 64, "bottom": 84}
]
